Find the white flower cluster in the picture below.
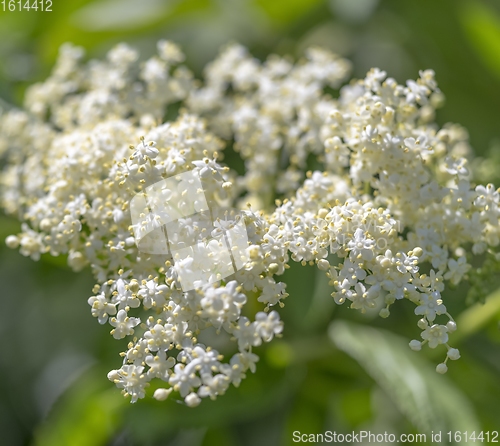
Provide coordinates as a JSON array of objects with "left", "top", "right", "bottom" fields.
[
  {"left": 187, "top": 44, "right": 351, "bottom": 208},
  {"left": 2, "top": 41, "right": 499, "bottom": 405}
]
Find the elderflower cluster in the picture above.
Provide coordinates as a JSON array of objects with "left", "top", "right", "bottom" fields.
[{"left": 1, "top": 41, "right": 500, "bottom": 405}]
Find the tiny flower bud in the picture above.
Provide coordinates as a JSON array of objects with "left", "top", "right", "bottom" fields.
[
  {"left": 447, "top": 348, "right": 460, "bottom": 360},
  {"left": 40, "top": 218, "right": 53, "bottom": 232},
  {"left": 379, "top": 308, "right": 390, "bottom": 318},
  {"left": 436, "top": 363, "right": 448, "bottom": 374},
  {"left": 417, "top": 318, "right": 428, "bottom": 330},
  {"left": 317, "top": 259, "right": 330, "bottom": 271},
  {"left": 268, "top": 263, "right": 279, "bottom": 274},
  {"left": 446, "top": 321, "right": 457, "bottom": 332},
  {"left": 409, "top": 340, "right": 422, "bottom": 351},
  {"left": 107, "top": 370, "right": 120, "bottom": 381},
  {"left": 318, "top": 209, "right": 328, "bottom": 219},
  {"left": 129, "top": 280, "right": 140, "bottom": 293},
  {"left": 68, "top": 251, "right": 87, "bottom": 272},
  {"left": 385, "top": 295, "right": 396, "bottom": 305},
  {"left": 5, "top": 235, "right": 19, "bottom": 249},
  {"left": 380, "top": 258, "right": 392, "bottom": 268},
  {"left": 153, "top": 388, "right": 173, "bottom": 401},
  {"left": 413, "top": 247, "right": 423, "bottom": 257},
  {"left": 185, "top": 392, "right": 201, "bottom": 407}
]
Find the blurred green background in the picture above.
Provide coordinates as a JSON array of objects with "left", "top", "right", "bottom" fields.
[{"left": 1, "top": 0, "right": 500, "bottom": 445}]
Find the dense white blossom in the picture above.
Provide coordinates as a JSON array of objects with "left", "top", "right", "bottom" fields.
[{"left": 2, "top": 40, "right": 500, "bottom": 406}]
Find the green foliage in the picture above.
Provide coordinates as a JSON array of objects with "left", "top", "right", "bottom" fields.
[
  {"left": 467, "top": 254, "right": 500, "bottom": 305},
  {"left": 459, "top": 1, "right": 500, "bottom": 80},
  {"left": 456, "top": 288, "right": 500, "bottom": 344},
  {"left": 330, "top": 320, "right": 480, "bottom": 437},
  {"left": 33, "top": 369, "right": 126, "bottom": 446}
]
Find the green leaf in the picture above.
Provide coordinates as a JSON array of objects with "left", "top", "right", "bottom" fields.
[
  {"left": 459, "top": 1, "right": 500, "bottom": 80},
  {"left": 254, "top": 0, "right": 324, "bottom": 26},
  {"left": 33, "top": 368, "right": 126, "bottom": 446},
  {"left": 280, "top": 261, "right": 335, "bottom": 334},
  {"left": 454, "top": 287, "right": 500, "bottom": 344},
  {"left": 329, "top": 320, "right": 480, "bottom": 435},
  {"left": 0, "top": 215, "right": 21, "bottom": 241}
]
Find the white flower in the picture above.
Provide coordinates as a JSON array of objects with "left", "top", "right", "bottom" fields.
[
  {"left": 109, "top": 309, "right": 141, "bottom": 339},
  {"left": 114, "top": 278, "right": 140, "bottom": 310},
  {"left": 144, "top": 324, "right": 174, "bottom": 351},
  {"left": 383, "top": 271, "right": 415, "bottom": 300},
  {"left": 254, "top": 311, "right": 283, "bottom": 342},
  {"left": 443, "top": 156, "right": 468, "bottom": 176},
  {"left": 414, "top": 291, "right": 446, "bottom": 322},
  {"left": 141, "top": 58, "right": 167, "bottom": 83},
  {"left": 444, "top": 256, "right": 470, "bottom": 285},
  {"left": 233, "top": 316, "right": 260, "bottom": 350},
  {"left": 169, "top": 363, "right": 202, "bottom": 398},
  {"left": 146, "top": 350, "right": 175, "bottom": 380},
  {"left": 238, "top": 351, "right": 259, "bottom": 374},
  {"left": 138, "top": 279, "right": 169, "bottom": 309},
  {"left": 347, "top": 228, "right": 375, "bottom": 261},
  {"left": 257, "top": 278, "right": 287, "bottom": 306},
  {"left": 131, "top": 140, "right": 159, "bottom": 162},
  {"left": 157, "top": 40, "right": 185, "bottom": 63},
  {"left": 349, "top": 283, "right": 378, "bottom": 312},
  {"left": 405, "top": 79, "right": 430, "bottom": 104},
  {"left": 394, "top": 251, "right": 419, "bottom": 274},
  {"left": 198, "top": 373, "right": 230, "bottom": 399},
  {"left": 126, "top": 340, "right": 149, "bottom": 364},
  {"left": 114, "top": 365, "right": 150, "bottom": 403},
  {"left": 339, "top": 259, "right": 367, "bottom": 285},
  {"left": 182, "top": 345, "right": 221, "bottom": 375},
  {"left": 88, "top": 292, "right": 117, "bottom": 324},
  {"left": 474, "top": 184, "right": 499, "bottom": 207},
  {"left": 421, "top": 324, "right": 449, "bottom": 348},
  {"left": 405, "top": 136, "right": 432, "bottom": 154},
  {"left": 219, "top": 355, "right": 246, "bottom": 387}
]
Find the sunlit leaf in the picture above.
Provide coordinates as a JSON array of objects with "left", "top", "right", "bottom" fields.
[
  {"left": 329, "top": 320, "right": 480, "bottom": 435},
  {"left": 454, "top": 288, "right": 500, "bottom": 344},
  {"left": 70, "top": 0, "right": 173, "bottom": 32},
  {"left": 253, "top": 0, "right": 324, "bottom": 25},
  {"left": 33, "top": 368, "right": 126, "bottom": 446},
  {"left": 459, "top": 1, "right": 500, "bottom": 80}
]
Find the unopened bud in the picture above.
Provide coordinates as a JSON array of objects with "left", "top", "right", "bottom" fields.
[
  {"left": 5, "top": 235, "right": 19, "bottom": 249},
  {"left": 447, "top": 348, "right": 460, "bottom": 360},
  {"left": 409, "top": 340, "right": 422, "bottom": 351},
  {"left": 436, "top": 363, "right": 448, "bottom": 374},
  {"left": 107, "top": 370, "right": 120, "bottom": 381},
  {"left": 413, "top": 247, "right": 423, "bottom": 257},
  {"left": 185, "top": 392, "right": 201, "bottom": 407},
  {"left": 153, "top": 388, "right": 173, "bottom": 401},
  {"left": 268, "top": 263, "right": 279, "bottom": 274},
  {"left": 446, "top": 321, "right": 457, "bottom": 332},
  {"left": 317, "top": 259, "right": 330, "bottom": 271}
]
